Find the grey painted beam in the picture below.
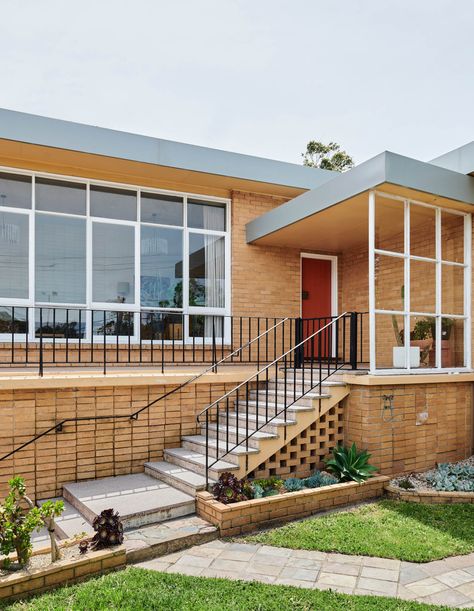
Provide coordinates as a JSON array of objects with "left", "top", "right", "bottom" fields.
[
  {"left": 0, "top": 108, "right": 334, "bottom": 190},
  {"left": 246, "top": 151, "right": 474, "bottom": 243}
]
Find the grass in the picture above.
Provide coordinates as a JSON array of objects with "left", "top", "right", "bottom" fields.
[
  {"left": 0, "top": 567, "right": 449, "bottom": 611},
  {"left": 242, "top": 500, "right": 474, "bottom": 562}
]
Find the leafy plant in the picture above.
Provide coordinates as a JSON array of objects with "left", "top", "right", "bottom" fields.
[
  {"left": 91, "top": 509, "right": 124, "bottom": 550},
  {"left": 303, "top": 471, "right": 338, "bottom": 489},
  {"left": 397, "top": 477, "right": 415, "bottom": 490},
  {"left": 426, "top": 463, "right": 474, "bottom": 492},
  {"left": 411, "top": 319, "right": 432, "bottom": 341},
  {"left": 284, "top": 478, "right": 305, "bottom": 492},
  {"left": 302, "top": 141, "right": 354, "bottom": 172},
  {"left": 324, "top": 443, "right": 377, "bottom": 483},
  {"left": 0, "top": 476, "right": 64, "bottom": 567},
  {"left": 212, "top": 472, "right": 249, "bottom": 504}
]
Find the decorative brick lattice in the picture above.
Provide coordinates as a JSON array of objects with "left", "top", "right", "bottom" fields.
[{"left": 248, "top": 402, "right": 344, "bottom": 480}]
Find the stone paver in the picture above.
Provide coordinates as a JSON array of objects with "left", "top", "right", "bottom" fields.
[{"left": 136, "top": 542, "right": 474, "bottom": 608}]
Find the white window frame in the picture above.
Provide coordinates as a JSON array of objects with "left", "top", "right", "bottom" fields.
[
  {"left": 368, "top": 189, "right": 472, "bottom": 374},
  {"left": 0, "top": 165, "right": 231, "bottom": 344}
]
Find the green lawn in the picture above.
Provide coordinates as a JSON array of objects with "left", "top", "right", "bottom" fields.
[
  {"left": 242, "top": 500, "right": 474, "bottom": 562},
  {"left": 0, "top": 567, "right": 448, "bottom": 611}
]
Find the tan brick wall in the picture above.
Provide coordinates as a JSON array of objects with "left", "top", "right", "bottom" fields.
[
  {"left": 343, "top": 382, "right": 473, "bottom": 475},
  {"left": 197, "top": 476, "right": 389, "bottom": 536},
  {"left": 0, "top": 382, "right": 237, "bottom": 501}
]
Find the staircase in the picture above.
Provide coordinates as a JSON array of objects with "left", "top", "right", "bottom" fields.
[{"left": 34, "top": 313, "right": 362, "bottom": 535}]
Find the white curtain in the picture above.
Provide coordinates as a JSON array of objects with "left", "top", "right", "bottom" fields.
[{"left": 203, "top": 206, "right": 225, "bottom": 339}]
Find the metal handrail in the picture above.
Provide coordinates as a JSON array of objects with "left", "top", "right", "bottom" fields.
[
  {"left": 0, "top": 316, "right": 289, "bottom": 463},
  {"left": 198, "top": 312, "right": 355, "bottom": 485}
]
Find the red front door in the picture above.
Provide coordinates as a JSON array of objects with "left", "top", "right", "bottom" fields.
[{"left": 301, "top": 257, "right": 333, "bottom": 358}]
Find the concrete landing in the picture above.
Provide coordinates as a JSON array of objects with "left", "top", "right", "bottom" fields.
[{"left": 63, "top": 473, "right": 195, "bottom": 530}]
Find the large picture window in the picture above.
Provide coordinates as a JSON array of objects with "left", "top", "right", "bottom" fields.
[
  {"left": 0, "top": 167, "right": 230, "bottom": 342},
  {"left": 369, "top": 191, "right": 471, "bottom": 371}
]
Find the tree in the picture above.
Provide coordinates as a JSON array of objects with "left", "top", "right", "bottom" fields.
[{"left": 302, "top": 141, "right": 354, "bottom": 172}]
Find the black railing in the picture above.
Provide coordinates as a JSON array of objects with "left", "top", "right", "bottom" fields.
[
  {"left": 197, "top": 312, "right": 362, "bottom": 486},
  {"left": 0, "top": 306, "right": 307, "bottom": 376}
]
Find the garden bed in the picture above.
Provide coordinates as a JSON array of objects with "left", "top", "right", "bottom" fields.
[
  {"left": 0, "top": 545, "right": 126, "bottom": 601},
  {"left": 387, "top": 456, "right": 474, "bottom": 504},
  {"left": 197, "top": 475, "right": 389, "bottom": 536}
]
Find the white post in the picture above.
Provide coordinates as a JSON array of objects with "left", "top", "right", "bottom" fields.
[{"left": 368, "top": 191, "right": 376, "bottom": 373}]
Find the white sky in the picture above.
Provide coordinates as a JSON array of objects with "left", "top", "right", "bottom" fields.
[{"left": 1, "top": 0, "right": 473, "bottom": 166}]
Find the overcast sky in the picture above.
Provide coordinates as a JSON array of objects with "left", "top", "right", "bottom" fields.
[{"left": 1, "top": 0, "right": 473, "bottom": 166}]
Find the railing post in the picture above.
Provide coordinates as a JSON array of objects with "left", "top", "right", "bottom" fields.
[
  {"left": 350, "top": 312, "right": 358, "bottom": 369},
  {"left": 294, "top": 317, "right": 304, "bottom": 369},
  {"left": 39, "top": 308, "right": 44, "bottom": 377}
]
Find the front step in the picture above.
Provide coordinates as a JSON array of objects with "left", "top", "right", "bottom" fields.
[
  {"left": 145, "top": 461, "right": 216, "bottom": 496},
  {"left": 164, "top": 447, "right": 238, "bottom": 479},
  {"left": 182, "top": 435, "right": 259, "bottom": 465},
  {"left": 205, "top": 423, "right": 278, "bottom": 447},
  {"left": 63, "top": 473, "right": 195, "bottom": 530}
]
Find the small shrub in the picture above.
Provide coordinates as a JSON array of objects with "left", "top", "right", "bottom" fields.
[
  {"left": 284, "top": 478, "right": 305, "bottom": 492},
  {"left": 91, "top": 509, "right": 124, "bottom": 550},
  {"left": 427, "top": 463, "right": 474, "bottom": 492},
  {"left": 398, "top": 477, "right": 415, "bottom": 490},
  {"left": 324, "top": 443, "right": 377, "bottom": 483},
  {"left": 212, "top": 472, "right": 249, "bottom": 504},
  {"left": 252, "top": 477, "right": 284, "bottom": 492},
  {"left": 0, "top": 477, "right": 64, "bottom": 567}
]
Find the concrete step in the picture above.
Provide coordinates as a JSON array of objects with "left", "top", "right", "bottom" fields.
[
  {"left": 247, "top": 390, "right": 330, "bottom": 407},
  {"left": 217, "top": 410, "right": 296, "bottom": 435},
  {"left": 144, "top": 461, "right": 216, "bottom": 496},
  {"left": 63, "top": 473, "right": 195, "bottom": 530},
  {"left": 235, "top": 399, "right": 314, "bottom": 417},
  {"left": 267, "top": 380, "right": 346, "bottom": 393},
  {"left": 164, "top": 447, "right": 238, "bottom": 478},
  {"left": 182, "top": 434, "right": 259, "bottom": 465},
  {"left": 204, "top": 423, "right": 277, "bottom": 447},
  {"left": 33, "top": 497, "right": 94, "bottom": 550}
]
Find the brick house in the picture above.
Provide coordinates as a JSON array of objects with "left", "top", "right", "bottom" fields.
[{"left": 0, "top": 109, "right": 472, "bottom": 526}]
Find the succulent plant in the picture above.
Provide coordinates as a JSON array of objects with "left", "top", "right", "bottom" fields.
[
  {"left": 284, "top": 477, "right": 305, "bottom": 492},
  {"left": 91, "top": 509, "right": 124, "bottom": 550},
  {"left": 212, "top": 472, "right": 249, "bottom": 504},
  {"left": 78, "top": 539, "right": 89, "bottom": 554},
  {"left": 426, "top": 463, "right": 474, "bottom": 492},
  {"left": 324, "top": 443, "right": 377, "bottom": 483}
]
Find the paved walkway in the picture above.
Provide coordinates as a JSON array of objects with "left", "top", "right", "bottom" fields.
[{"left": 137, "top": 540, "right": 474, "bottom": 608}]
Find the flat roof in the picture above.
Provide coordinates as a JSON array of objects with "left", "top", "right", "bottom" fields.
[
  {"left": 0, "top": 108, "right": 334, "bottom": 190},
  {"left": 430, "top": 141, "right": 474, "bottom": 176},
  {"left": 246, "top": 151, "right": 474, "bottom": 244}
]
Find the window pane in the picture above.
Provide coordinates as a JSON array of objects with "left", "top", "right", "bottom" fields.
[
  {"left": 375, "top": 313, "right": 406, "bottom": 369},
  {"left": 442, "top": 264, "right": 464, "bottom": 315},
  {"left": 188, "top": 199, "right": 226, "bottom": 231},
  {"left": 0, "top": 211, "right": 29, "bottom": 298},
  {"left": 442, "top": 211, "right": 464, "bottom": 263},
  {"left": 0, "top": 172, "right": 31, "bottom": 209},
  {"left": 141, "top": 226, "right": 183, "bottom": 308},
  {"left": 375, "top": 254, "right": 404, "bottom": 311},
  {"left": 409, "top": 315, "right": 433, "bottom": 368},
  {"left": 92, "top": 310, "right": 134, "bottom": 337},
  {"left": 36, "top": 178, "right": 86, "bottom": 215},
  {"left": 93, "top": 223, "right": 135, "bottom": 303},
  {"left": 35, "top": 214, "right": 86, "bottom": 303},
  {"left": 189, "top": 315, "right": 224, "bottom": 341},
  {"left": 189, "top": 233, "right": 225, "bottom": 308},
  {"left": 0, "top": 306, "right": 28, "bottom": 334},
  {"left": 141, "top": 192, "right": 183, "bottom": 226},
  {"left": 375, "top": 194, "right": 404, "bottom": 253},
  {"left": 410, "top": 259, "right": 435, "bottom": 313},
  {"left": 35, "top": 308, "right": 86, "bottom": 339},
  {"left": 140, "top": 311, "right": 183, "bottom": 340},
  {"left": 429, "top": 317, "right": 464, "bottom": 368},
  {"left": 410, "top": 204, "right": 435, "bottom": 259},
  {"left": 91, "top": 186, "right": 137, "bottom": 221}
]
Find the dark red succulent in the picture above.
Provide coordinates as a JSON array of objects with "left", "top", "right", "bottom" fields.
[{"left": 91, "top": 508, "right": 124, "bottom": 550}]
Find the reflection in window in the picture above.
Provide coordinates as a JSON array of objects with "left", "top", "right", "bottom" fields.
[
  {"left": 141, "top": 226, "right": 183, "bottom": 308},
  {"left": 188, "top": 199, "right": 226, "bottom": 231},
  {"left": 140, "top": 311, "right": 183, "bottom": 340},
  {"left": 90, "top": 186, "right": 137, "bottom": 221},
  {"left": 0, "top": 172, "right": 31, "bottom": 209},
  {"left": 189, "top": 315, "right": 224, "bottom": 341},
  {"left": 92, "top": 310, "right": 134, "bottom": 337},
  {"left": 0, "top": 306, "right": 28, "bottom": 334},
  {"left": 93, "top": 223, "right": 135, "bottom": 303},
  {"left": 36, "top": 179, "right": 86, "bottom": 215},
  {"left": 35, "top": 214, "right": 86, "bottom": 303},
  {"left": 189, "top": 233, "right": 225, "bottom": 308},
  {"left": 35, "top": 308, "right": 86, "bottom": 339},
  {"left": 141, "top": 192, "right": 183, "bottom": 226},
  {"left": 0, "top": 211, "right": 29, "bottom": 299}
]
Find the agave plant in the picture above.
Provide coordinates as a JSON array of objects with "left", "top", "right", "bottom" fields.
[
  {"left": 212, "top": 472, "right": 248, "bottom": 504},
  {"left": 324, "top": 443, "right": 377, "bottom": 483},
  {"left": 91, "top": 508, "right": 124, "bottom": 550}
]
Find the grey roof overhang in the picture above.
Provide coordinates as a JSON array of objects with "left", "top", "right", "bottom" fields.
[
  {"left": 430, "top": 141, "right": 474, "bottom": 176},
  {"left": 246, "top": 151, "right": 474, "bottom": 243},
  {"left": 0, "top": 108, "right": 334, "bottom": 190}
]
